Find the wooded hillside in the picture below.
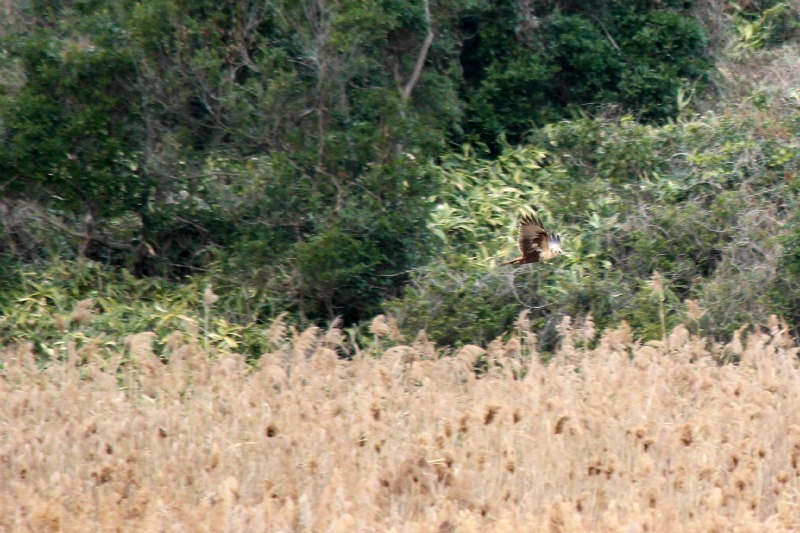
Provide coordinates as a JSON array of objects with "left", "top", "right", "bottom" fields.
[{"left": 1, "top": 0, "right": 799, "bottom": 353}]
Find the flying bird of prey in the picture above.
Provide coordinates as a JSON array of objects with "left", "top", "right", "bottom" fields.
[{"left": 500, "top": 213, "right": 563, "bottom": 266}]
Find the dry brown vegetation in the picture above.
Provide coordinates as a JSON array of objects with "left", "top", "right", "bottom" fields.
[{"left": 3, "top": 314, "right": 800, "bottom": 532}]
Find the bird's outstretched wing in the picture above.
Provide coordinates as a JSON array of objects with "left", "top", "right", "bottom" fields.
[{"left": 518, "top": 214, "right": 550, "bottom": 263}]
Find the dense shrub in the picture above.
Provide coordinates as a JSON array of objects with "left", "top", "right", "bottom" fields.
[
  {"left": 0, "top": 259, "right": 271, "bottom": 361},
  {"left": 388, "top": 110, "right": 800, "bottom": 349}
]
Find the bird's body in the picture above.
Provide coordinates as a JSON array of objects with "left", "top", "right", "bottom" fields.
[{"left": 500, "top": 213, "right": 563, "bottom": 266}]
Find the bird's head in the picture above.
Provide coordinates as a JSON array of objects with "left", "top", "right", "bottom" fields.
[{"left": 550, "top": 233, "right": 563, "bottom": 255}]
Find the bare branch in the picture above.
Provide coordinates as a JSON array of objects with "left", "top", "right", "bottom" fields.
[
  {"left": 400, "top": 0, "right": 434, "bottom": 104},
  {"left": 40, "top": 206, "right": 136, "bottom": 252},
  {"left": 593, "top": 16, "right": 621, "bottom": 55}
]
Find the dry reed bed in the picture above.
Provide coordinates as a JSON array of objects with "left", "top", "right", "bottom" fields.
[{"left": 2, "top": 318, "right": 800, "bottom": 532}]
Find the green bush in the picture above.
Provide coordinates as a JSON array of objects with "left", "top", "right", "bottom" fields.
[
  {"left": 0, "top": 29, "right": 143, "bottom": 219},
  {"left": 388, "top": 109, "right": 800, "bottom": 348}
]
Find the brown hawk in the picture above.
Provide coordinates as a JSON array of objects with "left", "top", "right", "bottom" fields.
[{"left": 500, "top": 213, "right": 563, "bottom": 266}]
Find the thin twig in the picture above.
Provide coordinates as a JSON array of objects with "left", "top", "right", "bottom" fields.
[{"left": 593, "top": 16, "right": 622, "bottom": 55}]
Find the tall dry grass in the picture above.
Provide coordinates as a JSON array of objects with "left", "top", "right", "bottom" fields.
[{"left": 2, "top": 314, "right": 800, "bottom": 532}]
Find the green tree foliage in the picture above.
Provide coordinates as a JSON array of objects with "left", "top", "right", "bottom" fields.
[
  {"left": 461, "top": 0, "right": 710, "bottom": 145},
  {"left": 0, "top": 15, "right": 143, "bottom": 222},
  {"left": 0, "top": 0, "right": 461, "bottom": 324}
]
